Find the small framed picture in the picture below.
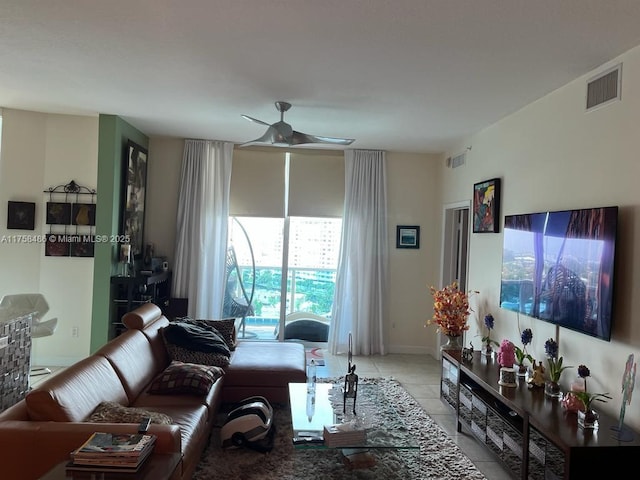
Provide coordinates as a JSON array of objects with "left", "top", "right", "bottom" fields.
[
  {"left": 396, "top": 225, "right": 420, "bottom": 249},
  {"left": 7, "top": 201, "right": 36, "bottom": 230},
  {"left": 72, "top": 203, "right": 96, "bottom": 226},
  {"left": 46, "top": 202, "right": 72, "bottom": 225},
  {"left": 473, "top": 178, "right": 501, "bottom": 233}
]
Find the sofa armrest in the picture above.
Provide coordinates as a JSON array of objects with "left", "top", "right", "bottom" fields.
[{"left": 0, "top": 421, "right": 182, "bottom": 480}]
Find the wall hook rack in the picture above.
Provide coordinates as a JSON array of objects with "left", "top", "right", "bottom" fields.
[{"left": 43, "top": 179, "right": 96, "bottom": 197}]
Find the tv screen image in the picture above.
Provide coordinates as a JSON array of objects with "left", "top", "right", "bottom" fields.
[{"left": 500, "top": 206, "right": 618, "bottom": 341}]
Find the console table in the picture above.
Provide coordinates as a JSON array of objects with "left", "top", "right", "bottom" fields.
[{"left": 441, "top": 350, "right": 640, "bottom": 479}]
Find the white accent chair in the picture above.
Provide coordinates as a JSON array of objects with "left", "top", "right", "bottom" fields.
[{"left": 0, "top": 293, "right": 58, "bottom": 375}]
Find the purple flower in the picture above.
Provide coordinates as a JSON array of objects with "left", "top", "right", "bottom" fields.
[
  {"left": 521, "top": 328, "right": 532, "bottom": 346},
  {"left": 544, "top": 338, "right": 559, "bottom": 359},
  {"left": 484, "top": 314, "right": 495, "bottom": 330},
  {"left": 578, "top": 365, "right": 590, "bottom": 378}
]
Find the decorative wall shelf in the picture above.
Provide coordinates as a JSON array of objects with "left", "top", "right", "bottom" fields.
[{"left": 42, "top": 180, "right": 97, "bottom": 257}]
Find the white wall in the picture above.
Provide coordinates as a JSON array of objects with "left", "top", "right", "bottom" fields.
[
  {"left": 386, "top": 151, "right": 443, "bottom": 354},
  {"left": 0, "top": 109, "right": 98, "bottom": 366},
  {"left": 442, "top": 45, "right": 640, "bottom": 429}
]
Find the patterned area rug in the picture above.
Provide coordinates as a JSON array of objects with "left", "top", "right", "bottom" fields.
[{"left": 193, "top": 378, "right": 487, "bottom": 480}]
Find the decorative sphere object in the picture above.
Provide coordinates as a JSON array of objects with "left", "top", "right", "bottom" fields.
[{"left": 498, "top": 367, "right": 517, "bottom": 387}]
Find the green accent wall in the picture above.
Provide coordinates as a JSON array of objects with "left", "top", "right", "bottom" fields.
[{"left": 90, "top": 115, "right": 148, "bottom": 352}]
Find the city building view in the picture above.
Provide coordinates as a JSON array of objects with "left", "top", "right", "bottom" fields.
[{"left": 228, "top": 216, "right": 342, "bottom": 339}]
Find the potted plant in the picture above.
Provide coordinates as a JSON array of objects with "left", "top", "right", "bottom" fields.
[
  {"left": 544, "top": 338, "right": 572, "bottom": 398},
  {"left": 481, "top": 313, "right": 499, "bottom": 356},
  {"left": 514, "top": 328, "right": 533, "bottom": 376},
  {"left": 570, "top": 365, "right": 612, "bottom": 428}
]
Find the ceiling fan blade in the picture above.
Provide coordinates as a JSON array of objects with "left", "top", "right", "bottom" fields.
[
  {"left": 239, "top": 126, "right": 292, "bottom": 147},
  {"left": 241, "top": 115, "right": 271, "bottom": 127},
  {"left": 291, "top": 131, "right": 355, "bottom": 146},
  {"left": 239, "top": 126, "right": 279, "bottom": 147}
]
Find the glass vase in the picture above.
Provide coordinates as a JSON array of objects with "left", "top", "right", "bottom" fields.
[
  {"left": 516, "top": 364, "right": 528, "bottom": 377},
  {"left": 544, "top": 380, "right": 562, "bottom": 398},
  {"left": 441, "top": 335, "right": 463, "bottom": 351},
  {"left": 481, "top": 343, "right": 494, "bottom": 357},
  {"left": 578, "top": 409, "right": 599, "bottom": 429}
]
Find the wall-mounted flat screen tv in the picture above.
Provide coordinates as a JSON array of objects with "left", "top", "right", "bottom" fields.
[{"left": 500, "top": 206, "right": 618, "bottom": 341}]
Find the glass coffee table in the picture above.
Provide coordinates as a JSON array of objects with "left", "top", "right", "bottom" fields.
[{"left": 288, "top": 382, "right": 419, "bottom": 463}]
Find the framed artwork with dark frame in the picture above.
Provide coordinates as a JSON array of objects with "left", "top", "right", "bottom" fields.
[
  {"left": 473, "top": 178, "right": 501, "bottom": 233},
  {"left": 46, "top": 202, "right": 71, "bottom": 225},
  {"left": 45, "top": 236, "right": 70, "bottom": 257},
  {"left": 72, "top": 203, "right": 96, "bottom": 226},
  {"left": 396, "top": 225, "right": 420, "bottom": 249},
  {"left": 70, "top": 237, "right": 95, "bottom": 257},
  {"left": 7, "top": 201, "right": 36, "bottom": 230},
  {"left": 121, "top": 140, "right": 148, "bottom": 258}
]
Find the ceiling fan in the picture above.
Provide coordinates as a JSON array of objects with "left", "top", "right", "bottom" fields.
[{"left": 240, "top": 101, "right": 355, "bottom": 147}]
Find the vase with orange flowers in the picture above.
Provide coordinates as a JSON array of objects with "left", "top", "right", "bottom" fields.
[{"left": 427, "top": 282, "right": 475, "bottom": 351}]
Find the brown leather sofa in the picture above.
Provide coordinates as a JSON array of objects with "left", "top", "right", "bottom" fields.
[{"left": 0, "top": 303, "right": 306, "bottom": 480}]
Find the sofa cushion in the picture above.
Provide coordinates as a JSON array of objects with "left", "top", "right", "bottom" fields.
[
  {"left": 25, "top": 355, "right": 128, "bottom": 422},
  {"left": 94, "top": 329, "right": 168, "bottom": 403},
  {"left": 148, "top": 361, "right": 224, "bottom": 395},
  {"left": 87, "top": 401, "right": 173, "bottom": 424}
]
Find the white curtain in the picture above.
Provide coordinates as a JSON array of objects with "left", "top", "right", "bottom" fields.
[
  {"left": 329, "top": 150, "right": 388, "bottom": 356},
  {"left": 172, "top": 139, "right": 234, "bottom": 318}
]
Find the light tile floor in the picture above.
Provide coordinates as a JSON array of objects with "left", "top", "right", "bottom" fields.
[{"left": 30, "top": 352, "right": 512, "bottom": 480}]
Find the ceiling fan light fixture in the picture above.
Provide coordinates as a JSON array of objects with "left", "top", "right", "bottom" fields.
[{"left": 240, "top": 101, "right": 355, "bottom": 147}]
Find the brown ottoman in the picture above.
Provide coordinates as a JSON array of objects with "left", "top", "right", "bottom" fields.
[{"left": 222, "top": 341, "right": 306, "bottom": 404}]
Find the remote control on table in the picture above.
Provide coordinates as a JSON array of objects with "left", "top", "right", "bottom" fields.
[{"left": 138, "top": 416, "right": 151, "bottom": 433}]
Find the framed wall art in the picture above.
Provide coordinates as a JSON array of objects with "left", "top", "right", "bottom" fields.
[
  {"left": 72, "top": 203, "right": 96, "bottom": 226},
  {"left": 473, "top": 178, "right": 501, "bottom": 233},
  {"left": 46, "top": 202, "right": 71, "bottom": 225},
  {"left": 7, "top": 201, "right": 36, "bottom": 230},
  {"left": 396, "top": 225, "right": 420, "bottom": 249},
  {"left": 121, "top": 140, "right": 148, "bottom": 258}
]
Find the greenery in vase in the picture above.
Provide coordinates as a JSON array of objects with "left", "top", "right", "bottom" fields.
[
  {"left": 544, "top": 338, "right": 572, "bottom": 383},
  {"left": 571, "top": 364, "right": 612, "bottom": 411},
  {"left": 571, "top": 391, "right": 612, "bottom": 411},
  {"left": 514, "top": 328, "right": 533, "bottom": 366},
  {"left": 481, "top": 313, "right": 499, "bottom": 349}
]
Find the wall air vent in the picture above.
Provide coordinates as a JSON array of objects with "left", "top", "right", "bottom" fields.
[
  {"left": 586, "top": 63, "right": 622, "bottom": 111},
  {"left": 446, "top": 152, "right": 466, "bottom": 169}
]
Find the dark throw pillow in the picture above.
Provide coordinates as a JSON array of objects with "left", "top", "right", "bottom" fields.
[
  {"left": 87, "top": 401, "right": 173, "bottom": 425},
  {"left": 148, "top": 361, "right": 224, "bottom": 395},
  {"left": 161, "top": 320, "right": 232, "bottom": 367},
  {"left": 162, "top": 321, "right": 231, "bottom": 356},
  {"left": 184, "top": 318, "right": 237, "bottom": 351},
  {"left": 165, "top": 343, "right": 231, "bottom": 367}
]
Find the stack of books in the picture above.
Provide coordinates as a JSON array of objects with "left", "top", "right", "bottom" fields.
[
  {"left": 67, "top": 432, "right": 156, "bottom": 473},
  {"left": 323, "top": 422, "right": 366, "bottom": 447}
]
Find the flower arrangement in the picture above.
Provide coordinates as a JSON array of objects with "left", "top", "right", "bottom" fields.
[
  {"left": 544, "top": 338, "right": 572, "bottom": 383},
  {"left": 514, "top": 328, "right": 533, "bottom": 367},
  {"left": 481, "top": 314, "right": 499, "bottom": 352},
  {"left": 571, "top": 364, "right": 612, "bottom": 412},
  {"left": 427, "top": 282, "right": 472, "bottom": 337},
  {"left": 497, "top": 339, "right": 516, "bottom": 368}
]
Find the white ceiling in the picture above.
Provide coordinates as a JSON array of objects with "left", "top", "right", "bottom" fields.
[{"left": 2, "top": 1, "right": 640, "bottom": 154}]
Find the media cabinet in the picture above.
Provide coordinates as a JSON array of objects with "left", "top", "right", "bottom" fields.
[{"left": 441, "top": 350, "right": 640, "bottom": 479}]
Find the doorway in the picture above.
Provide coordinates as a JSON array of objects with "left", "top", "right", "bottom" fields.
[{"left": 439, "top": 201, "right": 471, "bottom": 352}]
